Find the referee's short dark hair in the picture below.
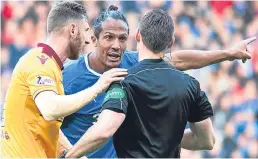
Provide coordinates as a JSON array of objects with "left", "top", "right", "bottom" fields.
[
  {"left": 139, "top": 9, "right": 174, "bottom": 53},
  {"left": 47, "top": 1, "right": 87, "bottom": 34}
]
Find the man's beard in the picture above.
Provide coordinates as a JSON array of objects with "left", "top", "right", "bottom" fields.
[{"left": 69, "top": 36, "right": 82, "bottom": 60}]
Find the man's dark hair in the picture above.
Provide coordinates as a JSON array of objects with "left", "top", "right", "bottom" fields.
[
  {"left": 93, "top": 5, "right": 129, "bottom": 39},
  {"left": 47, "top": 1, "right": 87, "bottom": 34},
  {"left": 139, "top": 9, "right": 174, "bottom": 53}
]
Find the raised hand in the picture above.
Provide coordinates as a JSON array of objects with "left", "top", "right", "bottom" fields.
[
  {"left": 228, "top": 37, "right": 256, "bottom": 63},
  {"left": 94, "top": 68, "right": 128, "bottom": 93}
]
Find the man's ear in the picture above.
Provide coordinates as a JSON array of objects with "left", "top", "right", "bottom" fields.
[
  {"left": 91, "top": 36, "right": 98, "bottom": 47},
  {"left": 135, "top": 29, "right": 141, "bottom": 43},
  {"left": 168, "top": 36, "right": 175, "bottom": 48},
  {"left": 69, "top": 23, "right": 78, "bottom": 38}
]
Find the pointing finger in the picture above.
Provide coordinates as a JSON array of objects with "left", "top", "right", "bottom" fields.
[{"left": 244, "top": 37, "right": 256, "bottom": 45}]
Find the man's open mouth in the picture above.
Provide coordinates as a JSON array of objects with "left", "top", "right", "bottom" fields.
[{"left": 107, "top": 53, "right": 121, "bottom": 61}]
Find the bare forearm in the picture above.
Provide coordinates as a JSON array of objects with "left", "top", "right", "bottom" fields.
[
  {"left": 66, "top": 124, "right": 108, "bottom": 158},
  {"left": 58, "top": 130, "right": 73, "bottom": 155},
  {"left": 50, "top": 85, "right": 100, "bottom": 119},
  {"left": 65, "top": 110, "right": 125, "bottom": 158},
  {"left": 182, "top": 119, "right": 215, "bottom": 150},
  {"left": 36, "top": 84, "right": 100, "bottom": 121},
  {"left": 181, "top": 129, "right": 203, "bottom": 150},
  {"left": 167, "top": 37, "right": 255, "bottom": 70},
  {"left": 168, "top": 50, "right": 230, "bottom": 71}
]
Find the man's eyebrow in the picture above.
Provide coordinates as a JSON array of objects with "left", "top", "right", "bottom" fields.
[
  {"left": 104, "top": 32, "right": 128, "bottom": 36},
  {"left": 104, "top": 32, "right": 115, "bottom": 35}
]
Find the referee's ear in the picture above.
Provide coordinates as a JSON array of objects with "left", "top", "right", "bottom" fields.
[
  {"left": 168, "top": 36, "right": 175, "bottom": 48},
  {"left": 135, "top": 29, "right": 141, "bottom": 43}
]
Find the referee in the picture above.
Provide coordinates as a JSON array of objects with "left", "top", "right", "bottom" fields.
[{"left": 63, "top": 9, "right": 215, "bottom": 158}]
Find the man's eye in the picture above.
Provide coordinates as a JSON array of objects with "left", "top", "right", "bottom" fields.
[
  {"left": 119, "top": 37, "right": 127, "bottom": 41},
  {"left": 105, "top": 36, "right": 112, "bottom": 40}
]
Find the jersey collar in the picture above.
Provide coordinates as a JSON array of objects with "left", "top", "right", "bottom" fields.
[
  {"left": 84, "top": 53, "right": 102, "bottom": 77},
  {"left": 37, "top": 43, "right": 64, "bottom": 70},
  {"left": 139, "top": 58, "right": 164, "bottom": 64}
]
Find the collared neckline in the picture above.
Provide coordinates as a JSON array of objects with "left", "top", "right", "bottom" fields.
[{"left": 139, "top": 58, "right": 164, "bottom": 64}]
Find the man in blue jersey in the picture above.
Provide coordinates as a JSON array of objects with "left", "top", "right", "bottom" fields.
[
  {"left": 60, "top": 5, "right": 255, "bottom": 158},
  {"left": 61, "top": 7, "right": 137, "bottom": 158}
]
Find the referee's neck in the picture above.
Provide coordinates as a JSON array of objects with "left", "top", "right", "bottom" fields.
[{"left": 138, "top": 47, "right": 164, "bottom": 62}]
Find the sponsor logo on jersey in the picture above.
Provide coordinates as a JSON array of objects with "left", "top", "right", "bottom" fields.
[
  {"left": 36, "top": 76, "right": 55, "bottom": 86},
  {"left": 104, "top": 87, "right": 125, "bottom": 103}
]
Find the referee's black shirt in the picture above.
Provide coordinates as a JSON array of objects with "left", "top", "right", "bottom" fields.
[{"left": 101, "top": 58, "right": 213, "bottom": 158}]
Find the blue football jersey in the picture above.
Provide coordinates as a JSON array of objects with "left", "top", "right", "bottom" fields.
[{"left": 61, "top": 51, "right": 138, "bottom": 158}]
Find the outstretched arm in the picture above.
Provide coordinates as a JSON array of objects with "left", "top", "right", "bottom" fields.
[
  {"left": 34, "top": 68, "right": 127, "bottom": 121},
  {"left": 167, "top": 37, "right": 256, "bottom": 71}
]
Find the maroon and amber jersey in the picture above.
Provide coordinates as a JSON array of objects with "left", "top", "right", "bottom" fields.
[{"left": 1, "top": 43, "right": 64, "bottom": 158}]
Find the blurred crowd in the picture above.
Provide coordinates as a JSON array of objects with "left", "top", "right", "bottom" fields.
[{"left": 1, "top": 1, "right": 258, "bottom": 158}]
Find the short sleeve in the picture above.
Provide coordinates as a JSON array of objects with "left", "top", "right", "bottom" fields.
[
  {"left": 101, "top": 83, "right": 129, "bottom": 114},
  {"left": 26, "top": 54, "right": 58, "bottom": 100},
  {"left": 188, "top": 77, "right": 213, "bottom": 123}
]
